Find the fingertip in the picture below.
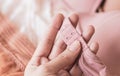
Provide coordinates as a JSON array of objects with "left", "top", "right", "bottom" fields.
[
  {"left": 69, "top": 13, "right": 79, "bottom": 27},
  {"left": 55, "top": 13, "right": 64, "bottom": 18},
  {"left": 69, "top": 13, "right": 79, "bottom": 20},
  {"left": 52, "top": 13, "right": 65, "bottom": 29},
  {"left": 57, "top": 13, "right": 65, "bottom": 20},
  {"left": 83, "top": 25, "right": 95, "bottom": 42},
  {"left": 53, "top": 13, "right": 64, "bottom": 22},
  {"left": 90, "top": 42, "right": 99, "bottom": 54},
  {"left": 86, "top": 25, "right": 95, "bottom": 37},
  {"left": 88, "top": 25, "right": 95, "bottom": 34}
]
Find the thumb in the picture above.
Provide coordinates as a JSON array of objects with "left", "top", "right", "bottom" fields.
[{"left": 47, "top": 40, "right": 81, "bottom": 73}]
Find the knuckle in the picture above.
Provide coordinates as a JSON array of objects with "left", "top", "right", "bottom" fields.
[{"left": 60, "top": 53, "right": 71, "bottom": 61}]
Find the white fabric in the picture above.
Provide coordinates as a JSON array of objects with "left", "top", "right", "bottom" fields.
[
  {"left": 0, "top": 0, "right": 65, "bottom": 45},
  {"left": 0, "top": 0, "right": 100, "bottom": 44}
]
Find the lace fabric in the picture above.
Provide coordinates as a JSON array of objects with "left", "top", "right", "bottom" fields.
[{"left": 0, "top": 13, "right": 35, "bottom": 76}]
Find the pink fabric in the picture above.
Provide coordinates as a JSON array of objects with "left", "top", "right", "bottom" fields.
[
  {"left": 60, "top": 18, "right": 107, "bottom": 76},
  {"left": 0, "top": 13, "right": 36, "bottom": 73},
  {"left": 76, "top": 11, "right": 120, "bottom": 75},
  {"left": 52, "top": 0, "right": 102, "bottom": 13},
  {"left": 60, "top": 11, "right": 120, "bottom": 75}
]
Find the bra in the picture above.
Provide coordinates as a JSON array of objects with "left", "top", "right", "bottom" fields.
[{"left": 59, "top": 18, "right": 107, "bottom": 76}]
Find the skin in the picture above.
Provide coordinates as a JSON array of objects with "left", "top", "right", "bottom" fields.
[
  {"left": 98, "top": 0, "right": 120, "bottom": 75},
  {"left": 103, "top": 0, "right": 120, "bottom": 12},
  {"left": 24, "top": 13, "right": 98, "bottom": 76}
]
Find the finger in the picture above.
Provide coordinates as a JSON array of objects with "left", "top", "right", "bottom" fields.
[
  {"left": 70, "top": 63, "right": 83, "bottom": 76},
  {"left": 79, "top": 42, "right": 105, "bottom": 76},
  {"left": 58, "top": 70, "right": 70, "bottom": 76},
  {"left": 82, "top": 25, "right": 95, "bottom": 43},
  {"left": 46, "top": 41, "right": 81, "bottom": 73},
  {"left": 55, "top": 13, "right": 79, "bottom": 40},
  {"left": 30, "top": 14, "right": 64, "bottom": 65},
  {"left": 48, "top": 38, "right": 67, "bottom": 60},
  {"left": 89, "top": 42, "right": 99, "bottom": 54},
  {"left": 49, "top": 13, "right": 79, "bottom": 60}
]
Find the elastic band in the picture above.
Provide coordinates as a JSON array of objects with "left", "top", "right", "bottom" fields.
[{"left": 60, "top": 18, "right": 88, "bottom": 50}]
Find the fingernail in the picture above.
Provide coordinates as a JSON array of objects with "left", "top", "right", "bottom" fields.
[{"left": 69, "top": 40, "right": 80, "bottom": 52}]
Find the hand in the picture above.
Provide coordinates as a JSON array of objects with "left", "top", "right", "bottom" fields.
[
  {"left": 48, "top": 13, "right": 96, "bottom": 76},
  {"left": 24, "top": 14, "right": 82, "bottom": 76},
  {"left": 24, "top": 13, "right": 99, "bottom": 76}
]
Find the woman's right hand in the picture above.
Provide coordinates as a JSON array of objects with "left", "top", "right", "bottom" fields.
[{"left": 24, "top": 14, "right": 82, "bottom": 76}]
